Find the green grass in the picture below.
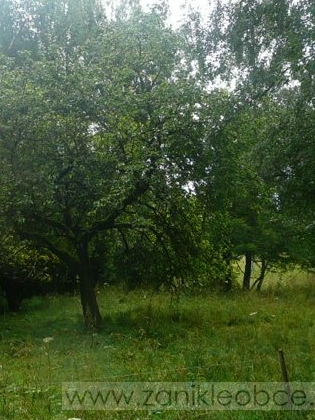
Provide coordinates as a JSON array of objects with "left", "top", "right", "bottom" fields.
[{"left": 1, "top": 280, "right": 315, "bottom": 420}]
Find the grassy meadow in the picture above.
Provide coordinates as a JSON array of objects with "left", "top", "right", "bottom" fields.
[{"left": 1, "top": 273, "right": 315, "bottom": 420}]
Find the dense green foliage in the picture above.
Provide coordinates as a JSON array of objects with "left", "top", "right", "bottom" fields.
[
  {"left": 1, "top": 1, "right": 315, "bottom": 419},
  {"left": 0, "top": 0, "right": 315, "bottom": 326}
]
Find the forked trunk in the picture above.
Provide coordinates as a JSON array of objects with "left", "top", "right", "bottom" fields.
[{"left": 251, "top": 259, "right": 269, "bottom": 292}]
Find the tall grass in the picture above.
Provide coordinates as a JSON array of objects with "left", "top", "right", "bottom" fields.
[{"left": 1, "top": 279, "right": 315, "bottom": 419}]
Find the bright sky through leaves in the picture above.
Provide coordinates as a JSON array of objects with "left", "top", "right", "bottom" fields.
[{"left": 142, "top": 0, "right": 210, "bottom": 25}]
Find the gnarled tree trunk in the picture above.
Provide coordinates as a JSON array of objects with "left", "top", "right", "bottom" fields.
[{"left": 77, "top": 242, "right": 102, "bottom": 329}]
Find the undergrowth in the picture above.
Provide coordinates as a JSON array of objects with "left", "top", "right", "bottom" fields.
[{"left": 1, "top": 279, "right": 315, "bottom": 419}]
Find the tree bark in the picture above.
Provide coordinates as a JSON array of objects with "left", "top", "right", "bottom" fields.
[
  {"left": 251, "top": 259, "right": 268, "bottom": 292},
  {"left": 243, "top": 251, "right": 253, "bottom": 290},
  {"left": 2, "top": 276, "right": 22, "bottom": 312},
  {"left": 77, "top": 242, "right": 102, "bottom": 330}
]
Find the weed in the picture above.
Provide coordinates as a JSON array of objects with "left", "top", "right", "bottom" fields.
[{"left": 1, "top": 280, "right": 315, "bottom": 419}]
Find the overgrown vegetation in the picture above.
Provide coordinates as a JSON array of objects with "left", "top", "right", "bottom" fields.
[
  {"left": 1, "top": 281, "right": 315, "bottom": 419},
  {"left": 0, "top": 0, "right": 315, "bottom": 325},
  {"left": 1, "top": 0, "right": 315, "bottom": 416}
]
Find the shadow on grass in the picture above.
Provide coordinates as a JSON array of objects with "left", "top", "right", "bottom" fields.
[
  {"left": 0, "top": 294, "right": 84, "bottom": 343},
  {"left": 98, "top": 299, "right": 220, "bottom": 348},
  {"left": 1, "top": 293, "right": 190, "bottom": 347}
]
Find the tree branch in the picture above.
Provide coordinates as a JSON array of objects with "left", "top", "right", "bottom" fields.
[
  {"left": 32, "top": 213, "right": 74, "bottom": 237},
  {"left": 19, "top": 231, "right": 78, "bottom": 268},
  {"left": 86, "top": 179, "right": 150, "bottom": 241}
]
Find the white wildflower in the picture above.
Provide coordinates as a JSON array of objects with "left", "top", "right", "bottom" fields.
[{"left": 43, "top": 337, "right": 54, "bottom": 344}]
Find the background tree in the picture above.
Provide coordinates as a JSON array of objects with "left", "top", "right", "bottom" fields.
[{"left": 181, "top": 0, "right": 315, "bottom": 287}]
